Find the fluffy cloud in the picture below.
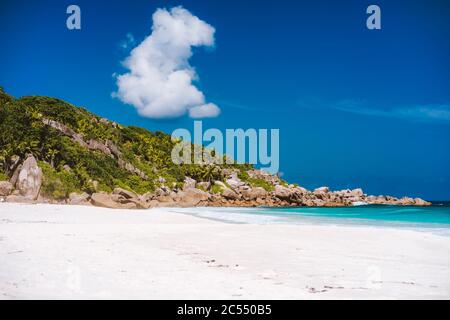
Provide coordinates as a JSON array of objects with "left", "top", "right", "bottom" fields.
[
  {"left": 114, "top": 6, "right": 220, "bottom": 118},
  {"left": 189, "top": 103, "right": 221, "bottom": 118}
]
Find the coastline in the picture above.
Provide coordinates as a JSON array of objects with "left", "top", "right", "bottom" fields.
[
  {"left": 0, "top": 152, "right": 431, "bottom": 210},
  {"left": 1, "top": 203, "right": 449, "bottom": 299}
]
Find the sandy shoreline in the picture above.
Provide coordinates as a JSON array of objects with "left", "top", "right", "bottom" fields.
[{"left": 0, "top": 203, "right": 449, "bottom": 299}]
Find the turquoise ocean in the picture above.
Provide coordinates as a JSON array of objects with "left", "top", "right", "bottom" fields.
[{"left": 171, "top": 202, "right": 450, "bottom": 235}]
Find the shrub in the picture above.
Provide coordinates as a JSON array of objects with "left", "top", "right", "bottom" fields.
[
  {"left": 248, "top": 177, "right": 275, "bottom": 192},
  {"left": 0, "top": 89, "right": 254, "bottom": 199},
  {"left": 39, "top": 162, "right": 80, "bottom": 200},
  {"left": 211, "top": 184, "right": 224, "bottom": 194},
  {"left": 0, "top": 171, "right": 8, "bottom": 181}
]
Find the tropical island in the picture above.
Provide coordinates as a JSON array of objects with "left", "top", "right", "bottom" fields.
[
  {"left": 0, "top": 87, "right": 431, "bottom": 208},
  {"left": 2, "top": 0, "right": 449, "bottom": 301}
]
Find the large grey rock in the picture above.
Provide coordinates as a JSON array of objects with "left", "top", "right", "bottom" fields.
[
  {"left": 313, "top": 186, "right": 329, "bottom": 194},
  {"left": 170, "top": 191, "right": 185, "bottom": 202},
  {"left": 110, "top": 192, "right": 145, "bottom": 208},
  {"left": 222, "top": 188, "right": 240, "bottom": 200},
  {"left": 0, "top": 181, "right": 13, "bottom": 196},
  {"left": 6, "top": 194, "right": 35, "bottom": 203},
  {"left": 288, "top": 189, "right": 305, "bottom": 204},
  {"left": 226, "top": 173, "right": 245, "bottom": 190},
  {"left": 295, "top": 186, "right": 308, "bottom": 193},
  {"left": 42, "top": 118, "right": 77, "bottom": 137},
  {"left": 348, "top": 188, "right": 364, "bottom": 197},
  {"left": 69, "top": 192, "right": 90, "bottom": 205},
  {"left": 147, "top": 200, "right": 160, "bottom": 208},
  {"left": 87, "top": 139, "right": 112, "bottom": 156},
  {"left": 119, "top": 198, "right": 142, "bottom": 209},
  {"left": 156, "top": 195, "right": 175, "bottom": 204},
  {"left": 139, "top": 192, "right": 155, "bottom": 203},
  {"left": 414, "top": 198, "right": 431, "bottom": 206},
  {"left": 16, "top": 155, "right": 42, "bottom": 200},
  {"left": 9, "top": 164, "right": 22, "bottom": 187},
  {"left": 242, "top": 187, "right": 267, "bottom": 201},
  {"left": 155, "top": 187, "right": 170, "bottom": 197},
  {"left": 113, "top": 187, "right": 137, "bottom": 199},
  {"left": 183, "top": 177, "right": 196, "bottom": 190},
  {"left": 397, "top": 197, "right": 415, "bottom": 205},
  {"left": 336, "top": 188, "right": 363, "bottom": 199},
  {"left": 178, "top": 188, "right": 210, "bottom": 206},
  {"left": 274, "top": 185, "right": 292, "bottom": 200},
  {"left": 105, "top": 140, "right": 122, "bottom": 158},
  {"left": 90, "top": 193, "right": 121, "bottom": 208},
  {"left": 119, "top": 201, "right": 137, "bottom": 209}
]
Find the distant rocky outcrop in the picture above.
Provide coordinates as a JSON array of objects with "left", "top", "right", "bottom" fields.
[
  {"left": 0, "top": 151, "right": 432, "bottom": 210},
  {"left": 0, "top": 89, "right": 432, "bottom": 209},
  {"left": 0, "top": 159, "right": 432, "bottom": 208}
]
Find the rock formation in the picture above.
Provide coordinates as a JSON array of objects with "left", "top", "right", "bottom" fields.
[
  {"left": 15, "top": 154, "right": 42, "bottom": 200},
  {"left": 0, "top": 158, "right": 432, "bottom": 209},
  {"left": 0, "top": 181, "right": 13, "bottom": 197},
  {"left": 0, "top": 90, "right": 433, "bottom": 210}
]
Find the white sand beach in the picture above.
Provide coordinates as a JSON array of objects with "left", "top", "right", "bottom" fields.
[{"left": 0, "top": 203, "right": 449, "bottom": 299}]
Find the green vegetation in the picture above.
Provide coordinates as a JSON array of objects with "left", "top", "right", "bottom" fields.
[
  {"left": 211, "top": 184, "right": 224, "bottom": 194},
  {"left": 280, "top": 180, "right": 289, "bottom": 187},
  {"left": 0, "top": 172, "right": 8, "bottom": 181},
  {"left": 0, "top": 87, "right": 250, "bottom": 198},
  {"left": 238, "top": 170, "right": 274, "bottom": 192},
  {"left": 247, "top": 177, "right": 275, "bottom": 192},
  {"left": 39, "top": 161, "right": 80, "bottom": 200}
]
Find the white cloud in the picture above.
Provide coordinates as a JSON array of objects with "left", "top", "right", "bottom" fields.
[
  {"left": 393, "top": 105, "right": 450, "bottom": 122},
  {"left": 114, "top": 6, "right": 219, "bottom": 119},
  {"left": 333, "top": 100, "right": 450, "bottom": 123},
  {"left": 189, "top": 103, "right": 221, "bottom": 118}
]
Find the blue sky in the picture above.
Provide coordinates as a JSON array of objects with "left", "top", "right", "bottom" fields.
[{"left": 1, "top": 0, "right": 449, "bottom": 199}]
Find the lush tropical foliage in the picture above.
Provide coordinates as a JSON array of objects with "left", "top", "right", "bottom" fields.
[{"left": 0, "top": 87, "right": 251, "bottom": 198}]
